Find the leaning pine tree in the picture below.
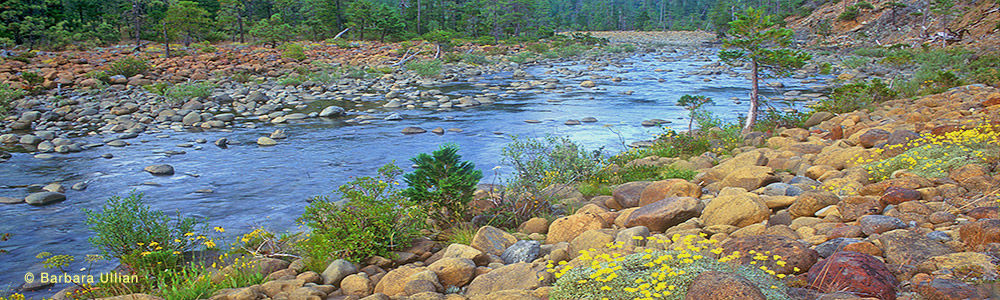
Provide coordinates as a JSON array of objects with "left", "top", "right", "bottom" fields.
[
  {"left": 719, "top": 7, "right": 812, "bottom": 136},
  {"left": 403, "top": 144, "right": 484, "bottom": 227}
]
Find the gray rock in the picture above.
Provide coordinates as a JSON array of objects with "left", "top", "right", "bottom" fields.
[
  {"left": 144, "top": 164, "right": 175, "bottom": 175},
  {"left": 383, "top": 99, "right": 402, "bottom": 108},
  {"left": 564, "top": 119, "right": 581, "bottom": 125},
  {"left": 25, "top": 192, "right": 66, "bottom": 206},
  {"left": 42, "top": 183, "right": 65, "bottom": 193},
  {"left": 36, "top": 141, "right": 54, "bottom": 152},
  {"left": 581, "top": 117, "right": 598, "bottom": 122},
  {"left": 804, "top": 111, "right": 834, "bottom": 128},
  {"left": 385, "top": 113, "right": 403, "bottom": 121},
  {"left": 20, "top": 135, "right": 41, "bottom": 145},
  {"left": 926, "top": 231, "right": 951, "bottom": 242},
  {"left": 0, "top": 197, "right": 24, "bottom": 204},
  {"left": 270, "top": 129, "right": 287, "bottom": 139},
  {"left": 71, "top": 182, "right": 88, "bottom": 191},
  {"left": 182, "top": 112, "right": 202, "bottom": 125},
  {"left": 762, "top": 182, "right": 804, "bottom": 197},
  {"left": 319, "top": 106, "right": 345, "bottom": 117},
  {"left": 402, "top": 127, "right": 427, "bottom": 134},
  {"left": 814, "top": 238, "right": 862, "bottom": 257},
  {"left": 321, "top": 259, "right": 357, "bottom": 286},
  {"left": 246, "top": 91, "right": 268, "bottom": 103},
  {"left": 859, "top": 215, "right": 907, "bottom": 236},
  {"left": 257, "top": 137, "right": 277, "bottom": 146},
  {"left": 213, "top": 113, "right": 235, "bottom": 122},
  {"left": 214, "top": 138, "right": 228, "bottom": 148},
  {"left": 100, "top": 153, "right": 114, "bottom": 159},
  {"left": 501, "top": 240, "right": 540, "bottom": 264}
]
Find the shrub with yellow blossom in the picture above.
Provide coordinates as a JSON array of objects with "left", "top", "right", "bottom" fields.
[
  {"left": 859, "top": 122, "right": 1000, "bottom": 182},
  {"left": 548, "top": 234, "right": 792, "bottom": 300}
]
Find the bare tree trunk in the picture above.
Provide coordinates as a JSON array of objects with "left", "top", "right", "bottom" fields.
[
  {"left": 417, "top": 0, "right": 422, "bottom": 34},
  {"left": 133, "top": 0, "right": 141, "bottom": 47},
  {"left": 163, "top": 21, "right": 170, "bottom": 58},
  {"left": 237, "top": 11, "right": 245, "bottom": 43},
  {"left": 742, "top": 60, "right": 759, "bottom": 135}
]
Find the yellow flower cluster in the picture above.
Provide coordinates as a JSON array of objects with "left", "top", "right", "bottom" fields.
[{"left": 856, "top": 121, "right": 1000, "bottom": 182}]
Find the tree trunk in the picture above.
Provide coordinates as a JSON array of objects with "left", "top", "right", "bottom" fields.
[
  {"left": 163, "top": 22, "right": 170, "bottom": 58},
  {"left": 742, "top": 59, "right": 759, "bottom": 136},
  {"left": 134, "top": 2, "right": 141, "bottom": 46},
  {"left": 417, "top": 0, "right": 422, "bottom": 34},
  {"left": 237, "top": 11, "right": 245, "bottom": 43}
]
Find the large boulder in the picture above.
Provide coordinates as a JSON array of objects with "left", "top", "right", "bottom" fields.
[
  {"left": 718, "top": 166, "right": 780, "bottom": 191},
  {"left": 427, "top": 257, "right": 476, "bottom": 288},
  {"left": 807, "top": 251, "right": 898, "bottom": 300},
  {"left": 469, "top": 226, "right": 517, "bottom": 256},
  {"left": 465, "top": 263, "right": 546, "bottom": 297},
  {"left": 720, "top": 235, "right": 819, "bottom": 275},
  {"left": 546, "top": 212, "right": 611, "bottom": 244},
  {"left": 144, "top": 164, "right": 175, "bottom": 176},
  {"left": 877, "top": 229, "right": 953, "bottom": 265},
  {"left": 788, "top": 191, "right": 840, "bottom": 218},
  {"left": 623, "top": 197, "right": 703, "bottom": 232},
  {"left": 959, "top": 219, "right": 1000, "bottom": 252},
  {"left": 612, "top": 181, "right": 652, "bottom": 208},
  {"left": 703, "top": 149, "right": 768, "bottom": 182},
  {"left": 322, "top": 259, "right": 357, "bottom": 286},
  {"left": 637, "top": 179, "right": 701, "bottom": 207},
  {"left": 701, "top": 188, "right": 770, "bottom": 228},
  {"left": 373, "top": 265, "right": 426, "bottom": 296},
  {"left": 685, "top": 271, "right": 768, "bottom": 300},
  {"left": 501, "top": 240, "right": 540, "bottom": 264}
]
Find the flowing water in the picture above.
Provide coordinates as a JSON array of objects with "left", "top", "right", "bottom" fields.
[{"left": 0, "top": 50, "right": 829, "bottom": 295}]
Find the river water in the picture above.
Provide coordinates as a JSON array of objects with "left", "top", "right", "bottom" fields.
[{"left": 0, "top": 49, "right": 828, "bottom": 295}]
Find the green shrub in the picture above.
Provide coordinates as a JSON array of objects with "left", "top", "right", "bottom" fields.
[
  {"left": 856, "top": 1, "right": 874, "bottom": 9},
  {"left": 20, "top": 72, "right": 43, "bottom": 86},
  {"left": 526, "top": 43, "right": 550, "bottom": 54},
  {"left": 474, "top": 36, "right": 495, "bottom": 45},
  {"left": 87, "top": 70, "right": 112, "bottom": 83},
  {"left": 144, "top": 82, "right": 170, "bottom": 96},
  {"left": 406, "top": 59, "right": 443, "bottom": 77},
  {"left": 838, "top": 6, "right": 859, "bottom": 21},
  {"left": 403, "top": 144, "right": 484, "bottom": 225},
  {"left": 444, "top": 225, "right": 477, "bottom": 245},
  {"left": 818, "top": 62, "right": 833, "bottom": 75},
  {"left": 502, "top": 135, "right": 604, "bottom": 191},
  {"left": 841, "top": 56, "right": 868, "bottom": 69},
  {"left": 509, "top": 52, "right": 535, "bottom": 64},
  {"left": 677, "top": 95, "right": 714, "bottom": 134},
  {"left": 279, "top": 43, "right": 307, "bottom": 61},
  {"left": 753, "top": 109, "right": 810, "bottom": 132},
  {"left": 157, "top": 261, "right": 265, "bottom": 300},
  {"left": 164, "top": 81, "right": 215, "bottom": 103},
  {"left": 555, "top": 44, "right": 588, "bottom": 57},
  {"left": 461, "top": 54, "right": 491, "bottom": 65},
  {"left": 917, "top": 70, "right": 964, "bottom": 95},
  {"left": 278, "top": 77, "right": 303, "bottom": 86},
  {"left": 83, "top": 191, "right": 206, "bottom": 277},
  {"left": 605, "top": 43, "right": 638, "bottom": 53},
  {"left": 1, "top": 83, "right": 26, "bottom": 117},
  {"left": 964, "top": 54, "right": 1000, "bottom": 86},
  {"left": 108, "top": 57, "right": 150, "bottom": 78},
  {"left": 812, "top": 79, "right": 897, "bottom": 113},
  {"left": 231, "top": 71, "right": 253, "bottom": 83},
  {"left": 299, "top": 163, "right": 426, "bottom": 269}
]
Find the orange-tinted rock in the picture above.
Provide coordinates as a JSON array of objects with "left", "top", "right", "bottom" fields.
[
  {"left": 807, "top": 251, "right": 898, "bottom": 300},
  {"left": 913, "top": 277, "right": 991, "bottom": 300},
  {"left": 880, "top": 186, "right": 921, "bottom": 206},
  {"left": 611, "top": 181, "right": 651, "bottom": 208},
  {"left": 959, "top": 219, "right": 1000, "bottom": 252},
  {"left": 823, "top": 125, "right": 843, "bottom": 140},
  {"left": 637, "top": 179, "right": 701, "bottom": 207},
  {"left": 685, "top": 271, "right": 768, "bottom": 300},
  {"left": 623, "top": 197, "right": 704, "bottom": 232}
]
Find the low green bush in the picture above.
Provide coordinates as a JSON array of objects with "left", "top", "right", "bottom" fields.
[
  {"left": 108, "top": 57, "right": 150, "bottom": 78},
  {"left": 838, "top": 6, "right": 859, "bottom": 21},
  {"left": 860, "top": 123, "right": 1000, "bottom": 181},
  {"left": 83, "top": 191, "right": 207, "bottom": 278},
  {"left": 164, "top": 81, "right": 215, "bottom": 103},
  {"left": 605, "top": 43, "right": 637, "bottom": 53},
  {"left": 279, "top": 43, "right": 307, "bottom": 61},
  {"left": 406, "top": 59, "right": 443, "bottom": 77},
  {"left": 1, "top": 83, "right": 26, "bottom": 117},
  {"left": 811, "top": 79, "right": 897, "bottom": 113},
  {"left": 526, "top": 43, "right": 550, "bottom": 54},
  {"left": 502, "top": 135, "right": 604, "bottom": 191},
  {"left": 403, "top": 144, "right": 484, "bottom": 225},
  {"left": 964, "top": 54, "right": 1000, "bottom": 86},
  {"left": 299, "top": 163, "right": 426, "bottom": 269}
]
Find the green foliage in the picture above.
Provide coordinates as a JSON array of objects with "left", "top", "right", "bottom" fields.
[
  {"left": 278, "top": 77, "right": 303, "bottom": 86},
  {"left": 964, "top": 54, "right": 1000, "bottom": 85},
  {"left": 164, "top": 82, "right": 216, "bottom": 103},
  {"left": 157, "top": 262, "right": 265, "bottom": 300},
  {"left": 108, "top": 57, "right": 151, "bottom": 78},
  {"left": 144, "top": 82, "right": 170, "bottom": 95},
  {"left": 87, "top": 70, "right": 112, "bottom": 83},
  {"left": 300, "top": 163, "right": 426, "bottom": 268},
  {"left": 406, "top": 59, "right": 443, "bottom": 77},
  {"left": 508, "top": 52, "right": 536, "bottom": 64},
  {"left": 502, "top": 135, "right": 604, "bottom": 191},
  {"left": 753, "top": 109, "right": 810, "bottom": 132},
  {"left": 83, "top": 191, "right": 206, "bottom": 277},
  {"left": 605, "top": 43, "right": 637, "bottom": 53},
  {"left": 20, "top": 72, "right": 43, "bottom": 86},
  {"left": 164, "top": 1, "right": 212, "bottom": 45},
  {"left": 250, "top": 14, "right": 293, "bottom": 46},
  {"left": 231, "top": 71, "right": 253, "bottom": 83},
  {"left": 841, "top": 56, "right": 869, "bottom": 69},
  {"left": 839, "top": 6, "right": 859, "bottom": 20},
  {"left": 526, "top": 43, "right": 550, "bottom": 54},
  {"left": 279, "top": 43, "right": 307, "bottom": 61},
  {"left": 444, "top": 225, "right": 477, "bottom": 245},
  {"left": 812, "top": 79, "right": 897, "bottom": 113},
  {"left": 861, "top": 123, "right": 1000, "bottom": 181},
  {"left": 403, "top": 144, "right": 484, "bottom": 225},
  {"left": 818, "top": 62, "right": 833, "bottom": 75},
  {"left": 856, "top": 1, "right": 874, "bottom": 9},
  {"left": 676, "top": 94, "right": 714, "bottom": 134}
]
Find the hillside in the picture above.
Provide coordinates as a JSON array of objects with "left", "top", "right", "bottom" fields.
[{"left": 787, "top": 0, "right": 1000, "bottom": 50}]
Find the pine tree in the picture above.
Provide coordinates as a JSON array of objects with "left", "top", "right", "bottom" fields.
[{"left": 403, "top": 144, "right": 484, "bottom": 227}]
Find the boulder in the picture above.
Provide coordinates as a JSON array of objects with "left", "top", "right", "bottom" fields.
[
  {"left": 685, "top": 271, "right": 768, "bottom": 300},
  {"left": 704, "top": 150, "right": 768, "bottom": 182},
  {"left": 718, "top": 166, "right": 780, "bottom": 191},
  {"left": 501, "top": 240, "right": 540, "bottom": 264},
  {"left": 623, "top": 197, "right": 703, "bottom": 232},
  {"left": 470, "top": 226, "right": 517, "bottom": 256},
  {"left": 913, "top": 276, "right": 992, "bottom": 300},
  {"left": 545, "top": 212, "right": 611, "bottom": 244},
  {"left": 428, "top": 257, "right": 476, "bottom": 288},
  {"left": 877, "top": 229, "right": 953, "bottom": 265},
  {"left": 373, "top": 265, "right": 426, "bottom": 296},
  {"left": 637, "top": 179, "right": 701, "bottom": 207},
  {"left": 322, "top": 259, "right": 358, "bottom": 286},
  {"left": 465, "top": 263, "right": 545, "bottom": 297},
  {"left": 402, "top": 127, "right": 427, "bottom": 134},
  {"left": 612, "top": 181, "right": 651, "bottom": 208},
  {"left": 257, "top": 137, "right": 277, "bottom": 146},
  {"left": 720, "top": 235, "right": 818, "bottom": 275},
  {"left": 959, "top": 219, "right": 1000, "bottom": 252},
  {"left": 858, "top": 215, "right": 907, "bottom": 235},
  {"left": 701, "top": 188, "right": 770, "bottom": 227},
  {"left": 319, "top": 106, "right": 345, "bottom": 117},
  {"left": 807, "top": 251, "right": 898, "bottom": 300},
  {"left": 788, "top": 191, "right": 840, "bottom": 218}
]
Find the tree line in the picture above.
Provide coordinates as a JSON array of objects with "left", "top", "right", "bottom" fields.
[{"left": 0, "top": 0, "right": 819, "bottom": 49}]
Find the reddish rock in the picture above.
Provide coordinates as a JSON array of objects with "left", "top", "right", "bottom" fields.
[
  {"left": 959, "top": 219, "right": 1000, "bottom": 251},
  {"left": 807, "top": 251, "right": 898, "bottom": 300},
  {"left": 720, "top": 235, "right": 818, "bottom": 275},
  {"left": 611, "top": 181, "right": 651, "bottom": 208},
  {"left": 841, "top": 241, "right": 882, "bottom": 257},
  {"left": 858, "top": 129, "right": 891, "bottom": 148},
  {"left": 877, "top": 229, "right": 952, "bottom": 265},
  {"left": 858, "top": 177, "right": 933, "bottom": 196},
  {"left": 913, "top": 277, "right": 990, "bottom": 300},
  {"left": 823, "top": 125, "right": 843, "bottom": 140},
  {"left": 880, "top": 186, "right": 921, "bottom": 206},
  {"left": 838, "top": 195, "right": 882, "bottom": 222},
  {"left": 637, "top": 179, "right": 701, "bottom": 207},
  {"left": 623, "top": 197, "right": 704, "bottom": 232},
  {"left": 545, "top": 212, "right": 611, "bottom": 244},
  {"left": 966, "top": 207, "right": 998, "bottom": 220},
  {"left": 827, "top": 225, "right": 864, "bottom": 239},
  {"left": 685, "top": 271, "right": 768, "bottom": 300}
]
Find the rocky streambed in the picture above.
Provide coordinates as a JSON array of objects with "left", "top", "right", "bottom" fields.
[{"left": 0, "top": 46, "right": 838, "bottom": 295}]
